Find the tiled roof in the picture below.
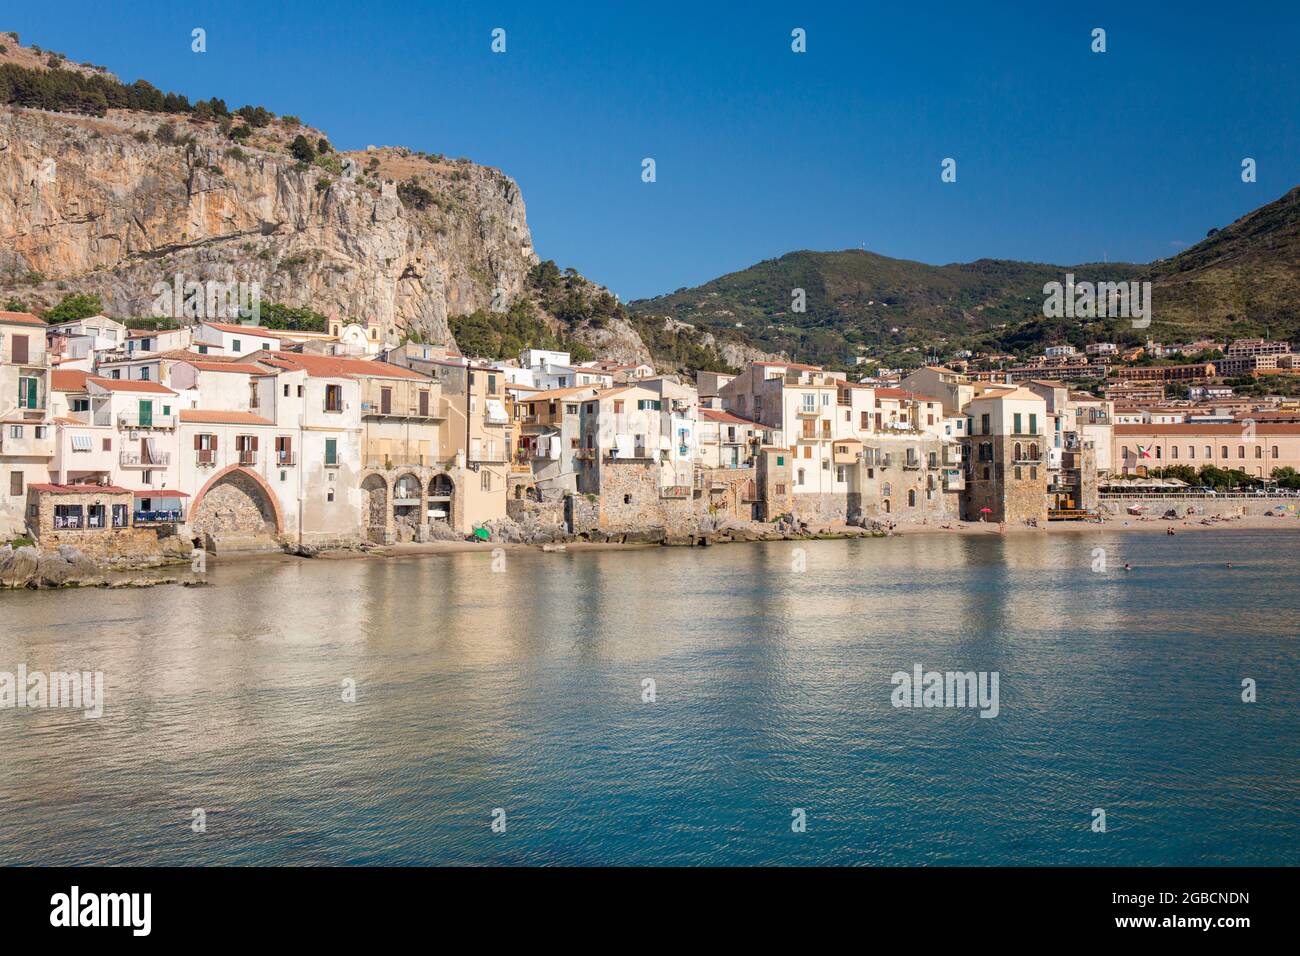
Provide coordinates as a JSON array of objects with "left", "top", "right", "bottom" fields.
[
  {"left": 28, "top": 483, "right": 131, "bottom": 495},
  {"left": 874, "top": 387, "right": 942, "bottom": 404},
  {"left": 1115, "top": 422, "right": 1300, "bottom": 435},
  {"left": 179, "top": 410, "right": 275, "bottom": 426},
  {"left": 261, "top": 352, "right": 429, "bottom": 381},
  {"left": 0, "top": 310, "right": 46, "bottom": 327},
  {"left": 179, "top": 360, "right": 266, "bottom": 374},
  {"left": 200, "top": 322, "right": 283, "bottom": 337},
  {"left": 51, "top": 369, "right": 91, "bottom": 392},
  {"left": 699, "top": 408, "right": 761, "bottom": 426},
  {"left": 133, "top": 489, "right": 189, "bottom": 497},
  {"left": 87, "top": 377, "right": 177, "bottom": 395}
]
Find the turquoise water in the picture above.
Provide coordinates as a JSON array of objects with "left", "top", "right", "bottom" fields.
[{"left": 1, "top": 530, "right": 1297, "bottom": 865}]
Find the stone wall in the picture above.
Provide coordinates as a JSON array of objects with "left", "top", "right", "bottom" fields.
[{"left": 1098, "top": 496, "right": 1300, "bottom": 519}]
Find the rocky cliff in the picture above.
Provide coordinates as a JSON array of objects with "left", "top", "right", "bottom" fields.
[{"left": 0, "top": 102, "right": 539, "bottom": 347}]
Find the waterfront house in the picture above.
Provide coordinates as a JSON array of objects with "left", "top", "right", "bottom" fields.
[{"left": 1, "top": 311, "right": 54, "bottom": 537}]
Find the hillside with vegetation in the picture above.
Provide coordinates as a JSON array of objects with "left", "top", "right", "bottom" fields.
[{"left": 630, "top": 186, "right": 1300, "bottom": 368}]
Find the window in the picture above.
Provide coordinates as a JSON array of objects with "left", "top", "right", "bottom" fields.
[
  {"left": 324, "top": 384, "right": 343, "bottom": 412},
  {"left": 776, "top": 455, "right": 784, "bottom": 466},
  {"left": 284, "top": 383, "right": 290, "bottom": 397},
  {"left": 836, "top": 465, "right": 846, "bottom": 483},
  {"left": 9, "top": 472, "right": 22, "bottom": 496},
  {"left": 18, "top": 375, "right": 39, "bottom": 409},
  {"left": 1221, "top": 446, "right": 1228, "bottom": 458},
  {"left": 102, "top": 438, "right": 112, "bottom": 452},
  {"left": 1238, "top": 446, "right": 1245, "bottom": 459},
  {"left": 1272, "top": 445, "right": 1280, "bottom": 458},
  {"left": 908, "top": 489, "right": 916, "bottom": 507},
  {"left": 261, "top": 342, "right": 270, "bottom": 350},
  {"left": 325, "top": 438, "right": 338, "bottom": 466},
  {"left": 1188, "top": 446, "right": 1195, "bottom": 459},
  {"left": 481, "top": 471, "right": 492, "bottom": 491},
  {"left": 1014, "top": 466, "right": 1022, "bottom": 480},
  {"left": 882, "top": 482, "right": 892, "bottom": 497},
  {"left": 8, "top": 425, "right": 20, "bottom": 439},
  {"left": 1171, "top": 446, "right": 1178, "bottom": 459},
  {"left": 1029, "top": 413, "right": 1038, "bottom": 434},
  {"left": 802, "top": 393, "right": 816, "bottom": 412},
  {"left": 980, "top": 413, "right": 990, "bottom": 434},
  {"left": 232, "top": 339, "right": 242, "bottom": 353},
  {"left": 1254, "top": 445, "right": 1262, "bottom": 459},
  {"left": 11, "top": 334, "right": 30, "bottom": 364},
  {"left": 1205, "top": 446, "right": 1212, "bottom": 459},
  {"left": 198, "top": 344, "right": 209, "bottom": 355},
  {"left": 796, "top": 468, "right": 805, "bottom": 486}
]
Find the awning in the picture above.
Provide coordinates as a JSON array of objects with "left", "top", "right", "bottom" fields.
[
  {"left": 485, "top": 398, "right": 508, "bottom": 424},
  {"left": 71, "top": 435, "right": 93, "bottom": 451},
  {"left": 134, "top": 490, "right": 190, "bottom": 498}
]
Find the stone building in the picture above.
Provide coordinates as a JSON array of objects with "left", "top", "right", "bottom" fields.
[{"left": 959, "top": 387, "right": 1050, "bottom": 523}]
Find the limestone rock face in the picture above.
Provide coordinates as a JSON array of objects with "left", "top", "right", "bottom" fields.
[{"left": 0, "top": 106, "right": 539, "bottom": 346}]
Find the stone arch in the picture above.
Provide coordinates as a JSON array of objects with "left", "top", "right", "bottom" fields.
[
  {"left": 361, "top": 473, "right": 389, "bottom": 543},
  {"left": 190, "top": 465, "right": 283, "bottom": 542},
  {"left": 428, "top": 472, "right": 456, "bottom": 527},
  {"left": 392, "top": 472, "right": 423, "bottom": 541}
]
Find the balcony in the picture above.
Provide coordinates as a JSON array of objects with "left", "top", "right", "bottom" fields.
[
  {"left": 364, "top": 455, "right": 430, "bottom": 469},
  {"left": 120, "top": 451, "right": 171, "bottom": 468},
  {"left": 238, "top": 450, "right": 258, "bottom": 466},
  {"left": 795, "top": 407, "right": 821, "bottom": 418},
  {"left": 942, "top": 468, "right": 965, "bottom": 492},
  {"left": 275, "top": 451, "right": 297, "bottom": 467},
  {"left": 903, "top": 457, "right": 922, "bottom": 470},
  {"left": 196, "top": 449, "right": 217, "bottom": 467},
  {"left": 117, "top": 411, "right": 177, "bottom": 430}
]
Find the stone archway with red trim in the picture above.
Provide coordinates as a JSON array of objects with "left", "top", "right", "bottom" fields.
[{"left": 190, "top": 465, "right": 284, "bottom": 541}]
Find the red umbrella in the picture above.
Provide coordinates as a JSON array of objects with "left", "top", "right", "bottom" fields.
[{"left": 979, "top": 507, "right": 992, "bottom": 513}]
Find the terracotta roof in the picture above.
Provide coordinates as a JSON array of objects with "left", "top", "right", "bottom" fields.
[
  {"left": 261, "top": 352, "right": 428, "bottom": 381},
  {"left": 28, "top": 483, "right": 130, "bottom": 495},
  {"left": 87, "top": 377, "right": 177, "bottom": 395},
  {"left": 874, "top": 387, "right": 942, "bottom": 404},
  {"left": 178, "top": 360, "right": 266, "bottom": 374},
  {"left": 179, "top": 409, "right": 275, "bottom": 426},
  {"left": 0, "top": 310, "right": 47, "bottom": 327},
  {"left": 521, "top": 385, "right": 601, "bottom": 402},
  {"left": 1115, "top": 422, "right": 1300, "bottom": 435},
  {"left": 200, "top": 322, "right": 283, "bottom": 337},
  {"left": 699, "top": 408, "right": 761, "bottom": 426},
  {"left": 51, "top": 369, "right": 90, "bottom": 392},
  {"left": 133, "top": 489, "right": 189, "bottom": 498},
  {"left": 127, "top": 327, "right": 187, "bottom": 338}
]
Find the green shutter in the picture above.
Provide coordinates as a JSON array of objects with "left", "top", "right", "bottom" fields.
[
  {"left": 325, "top": 438, "right": 337, "bottom": 465},
  {"left": 1029, "top": 413, "right": 1038, "bottom": 434},
  {"left": 1013, "top": 413, "right": 1022, "bottom": 434}
]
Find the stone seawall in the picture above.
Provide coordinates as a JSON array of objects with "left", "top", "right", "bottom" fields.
[{"left": 1098, "top": 496, "right": 1300, "bottom": 519}]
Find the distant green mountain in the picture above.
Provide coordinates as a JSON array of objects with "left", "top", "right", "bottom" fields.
[{"left": 628, "top": 186, "right": 1300, "bottom": 368}]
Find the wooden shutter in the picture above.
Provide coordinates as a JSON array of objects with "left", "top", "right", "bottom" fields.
[
  {"left": 194, "top": 434, "right": 202, "bottom": 450},
  {"left": 11, "top": 335, "right": 28, "bottom": 365}
]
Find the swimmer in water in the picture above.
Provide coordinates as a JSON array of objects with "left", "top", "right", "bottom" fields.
[{"left": 1123, "top": 563, "right": 1132, "bottom": 571}]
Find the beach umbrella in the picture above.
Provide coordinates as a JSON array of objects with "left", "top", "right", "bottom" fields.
[{"left": 980, "top": 507, "right": 992, "bottom": 513}]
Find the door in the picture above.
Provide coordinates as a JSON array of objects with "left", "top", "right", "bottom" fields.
[
  {"left": 138, "top": 399, "right": 153, "bottom": 427},
  {"left": 381, "top": 388, "right": 392, "bottom": 415}
]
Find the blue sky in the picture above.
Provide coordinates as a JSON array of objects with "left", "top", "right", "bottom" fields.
[{"left": 9, "top": 1, "right": 1299, "bottom": 300}]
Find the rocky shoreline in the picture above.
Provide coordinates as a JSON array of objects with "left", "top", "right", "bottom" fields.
[{"left": 0, "top": 543, "right": 200, "bottom": 590}]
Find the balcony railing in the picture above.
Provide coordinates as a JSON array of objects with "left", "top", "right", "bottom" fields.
[
  {"left": 238, "top": 450, "right": 258, "bottom": 466},
  {"left": 120, "top": 451, "right": 171, "bottom": 467},
  {"left": 196, "top": 450, "right": 217, "bottom": 466},
  {"left": 134, "top": 509, "right": 184, "bottom": 524},
  {"left": 275, "top": 451, "right": 297, "bottom": 466},
  {"left": 117, "top": 411, "right": 177, "bottom": 430}
]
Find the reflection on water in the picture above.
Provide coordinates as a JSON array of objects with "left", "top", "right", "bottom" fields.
[{"left": 1, "top": 531, "right": 1297, "bottom": 865}]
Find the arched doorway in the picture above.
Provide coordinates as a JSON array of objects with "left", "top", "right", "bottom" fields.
[
  {"left": 428, "top": 473, "right": 455, "bottom": 527},
  {"left": 392, "top": 473, "right": 423, "bottom": 541},
  {"left": 190, "top": 466, "right": 282, "bottom": 545},
  {"left": 361, "top": 474, "right": 389, "bottom": 543}
]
